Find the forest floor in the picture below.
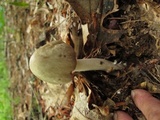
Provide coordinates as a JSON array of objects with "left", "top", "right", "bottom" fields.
[{"left": 4, "top": 0, "right": 160, "bottom": 120}]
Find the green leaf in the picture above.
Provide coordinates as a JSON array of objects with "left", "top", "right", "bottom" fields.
[
  {"left": 0, "top": 101, "right": 4, "bottom": 110},
  {"left": 9, "top": 2, "right": 29, "bottom": 7},
  {"left": 0, "top": 6, "right": 5, "bottom": 33}
]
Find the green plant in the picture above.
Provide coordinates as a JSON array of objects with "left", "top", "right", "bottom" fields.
[
  {"left": 9, "top": 0, "right": 29, "bottom": 7},
  {"left": 0, "top": 5, "right": 13, "bottom": 120},
  {"left": 0, "top": 51, "right": 12, "bottom": 120},
  {"left": 0, "top": 6, "right": 5, "bottom": 33}
]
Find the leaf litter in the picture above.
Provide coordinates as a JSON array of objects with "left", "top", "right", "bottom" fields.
[{"left": 4, "top": 0, "right": 160, "bottom": 119}]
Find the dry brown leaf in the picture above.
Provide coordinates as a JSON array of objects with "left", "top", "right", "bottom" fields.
[
  {"left": 101, "top": 0, "right": 119, "bottom": 28},
  {"left": 65, "top": 0, "right": 100, "bottom": 23},
  {"left": 70, "top": 75, "right": 107, "bottom": 120}
]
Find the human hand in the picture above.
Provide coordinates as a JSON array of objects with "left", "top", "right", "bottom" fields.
[{"left": 114, "top": 89, "right": 160, "bottom": 120}]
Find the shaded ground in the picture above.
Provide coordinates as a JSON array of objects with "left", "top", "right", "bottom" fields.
[{"left": 4, "top": 0, "right": 160, "bottom": 120}]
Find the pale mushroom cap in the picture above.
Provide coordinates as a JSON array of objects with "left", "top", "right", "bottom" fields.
[{"left": 29, "top": 40, "right": 76, "bottom": 84}]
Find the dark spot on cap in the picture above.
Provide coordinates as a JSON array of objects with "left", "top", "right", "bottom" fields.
[{"left": 100, "top": 61, "right": 104, "bottom": 65}]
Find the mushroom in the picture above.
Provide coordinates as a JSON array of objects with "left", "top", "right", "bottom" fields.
[{"left": 29, "top": 40, "right": 123, "bottom": 84}]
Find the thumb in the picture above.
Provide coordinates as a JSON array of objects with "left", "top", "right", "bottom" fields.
[{"left": 131, "top": 89, "right": 160, "bottom": 120}]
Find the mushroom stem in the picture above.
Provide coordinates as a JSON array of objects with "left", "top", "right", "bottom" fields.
[{"left": 74, "top": 58, "right": 123, "bottom": 72}]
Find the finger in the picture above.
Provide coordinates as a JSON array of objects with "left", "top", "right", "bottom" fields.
[
  {"left": 114, "top": 111, "right": 133, "bottom": 120},
  {"left": 131, "top": 89, "right": 160, "bottom": 120}
]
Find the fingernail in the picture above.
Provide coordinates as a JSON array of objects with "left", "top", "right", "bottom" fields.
[
  {"left": 113, "top": 112, "right": 118, "bottom": 120},
  {"left": 131, "top": 90, "right": 136, "bottom": 98}
]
